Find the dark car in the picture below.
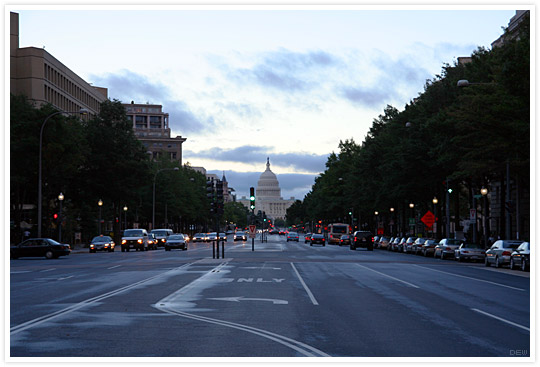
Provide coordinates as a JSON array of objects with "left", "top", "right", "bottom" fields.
[
  {"left": 510, "top": 242, "right": 530, "bottom": 271},
  {"left": 351, "top": 231, "right": 373, "bottom": 251},
  {"left": 310, "top": 234, "right": 326, "bottom": 246},
  {"left": 339, "top": 235, "right": 351, "bottom": 246},
  {"left": 165, "top": 234, "right": 187, "bottom": 251},
  {"left": 304, "top": 233, "right": 312, "bottom": 243},
  {"left": 485, "top": 240, "right": 523, "bottom": 268},
  {"left": 11, "top": 238, "right": 71, "bottom": 259},
  {"left": 89, "top": 235, "right": 115, "bottom": 253},
  {"left": 287, "top": 232, "right": 300, "bottom": 242}
]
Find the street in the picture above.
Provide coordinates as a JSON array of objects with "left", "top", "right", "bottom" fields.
[{"left": 10, "top": 234, "right": 530, "bottom": 358}]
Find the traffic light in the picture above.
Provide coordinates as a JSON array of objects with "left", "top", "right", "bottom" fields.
[
  {"left": 53, "top": 213, "right": 58, "bottom": 223},
  {"left": 250, "top": 187, "right": 255, "bottom": 210}
]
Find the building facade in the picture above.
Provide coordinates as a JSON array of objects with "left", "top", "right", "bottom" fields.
[
  {"left": 10, "top": 12, "right": 107, "bottom": 115},
  {"left": 124, "top": 102, "right": 186, "bottom": 163},
  {"left": 238, "top": 158, "right": 294, "bottom": 220}
]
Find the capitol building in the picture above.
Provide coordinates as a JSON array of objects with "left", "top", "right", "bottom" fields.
[{"left": 238, "top": 158, "right": 295, "bottom": 220}]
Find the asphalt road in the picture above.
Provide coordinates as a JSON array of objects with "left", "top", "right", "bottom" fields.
[{"left": 9, "top": 234, "right": 530, "bottom": 359}]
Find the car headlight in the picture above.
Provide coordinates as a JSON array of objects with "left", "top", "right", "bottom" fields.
[
  {"left": 90, "top": 244, "right": 95, "bottom": 248},
  {"left": 138, "top": 239, "right": 143, "bottom": 244},
  {"left": 122, "top": 240, "right": 127, "bottom": 244}
]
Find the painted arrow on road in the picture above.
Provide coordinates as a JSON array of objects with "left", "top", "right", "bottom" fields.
[{"left": 207, "top": 296, "right": 288, "bottom": 305}]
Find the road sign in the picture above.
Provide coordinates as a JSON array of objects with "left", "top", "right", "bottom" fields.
[
  {"left": 249, "top": 225, "right": 257, "bottom": 238},
  {"left": 421, "top": 210, "right": 436, "bottom": 229},
  {"left": 470, "top": 209, "right": 477, "bottom": 221}
]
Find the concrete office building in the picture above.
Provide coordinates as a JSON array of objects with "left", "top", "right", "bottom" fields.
[{"left": 10, "top": 12, "right": 107, "bottom": 115}]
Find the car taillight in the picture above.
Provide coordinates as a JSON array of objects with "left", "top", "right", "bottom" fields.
[
  {"left": 354, "top": 237, "right": 358, "bottom": 242},
  {"left": 371, "top": 237, "right": 374, "bottom": 242},
  {"left": 462, "top": 250, "right": 469, "bottom": 253},
  {"left": 502, "top": 251, "right": 511, "bottom": 256}
]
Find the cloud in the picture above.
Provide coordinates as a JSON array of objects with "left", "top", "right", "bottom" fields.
[
  {"left": 340, "top": 87, "right": 393, "bottom": 108},
  {"left": 185, "top": 145, "right": 327, "bottom": 173},
  {"left": 90, "top": 70, "right": 211, "bottom": 135}
]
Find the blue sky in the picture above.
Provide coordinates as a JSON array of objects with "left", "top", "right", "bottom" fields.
[{"left": 11, "top": 6, "right": 518, "bottom": 200}]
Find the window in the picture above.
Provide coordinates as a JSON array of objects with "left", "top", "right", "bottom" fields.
[
  {"left": 135, "top": 115, "right": 147, "bottom": 128},
  {"left": 150, "top": 116, "right": 161, "bottom": 128}
]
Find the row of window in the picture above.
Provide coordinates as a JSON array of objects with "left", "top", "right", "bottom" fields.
[
  {"left": 149, "top": 151, "right": 178, "bottom": 160},
  {"left": 142, "top": 142, "right": 177, "bottom": 148},
  {"left": 44, "top": 85, "right": 86, "bottom": 117},
  {"left": 127, "top": 114, "right": 167, "bottom": 129},
  {"left": 126, "top": 107, "right": 161, "bottom": 113},
  {"left": 43, "top": 63, "right": 101, "bottom": 112}
]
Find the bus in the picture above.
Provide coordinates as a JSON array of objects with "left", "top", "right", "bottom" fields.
[{"left": 327, "top": 223, "right": 350, "bottom": 244}]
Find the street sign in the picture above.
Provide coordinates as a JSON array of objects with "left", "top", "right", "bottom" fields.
[
  {"left": 421, "top": 211, "right": 436, "bottom": 229},
  {"left": 470, "top": 209, "right": 477, "bottom": 221},
  {"left": 249, "top": 225, "right": 257, "bottom": 238}
]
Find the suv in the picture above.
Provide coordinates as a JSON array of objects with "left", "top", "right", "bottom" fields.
[
  {"left": 121, "top": 229, "right": 150, "bottom": 252},
  {"left": 351, "top": 231, "right": 374, "bottom": 251},
  {"left": 150, "top": 229, "right": 173, "bottom": 247}
]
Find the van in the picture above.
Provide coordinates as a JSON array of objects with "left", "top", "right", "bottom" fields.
[{"left": 121, "top": 229, "right": 150, "bottom": 252}]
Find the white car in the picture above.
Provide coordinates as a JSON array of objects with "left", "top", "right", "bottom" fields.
[{"left": 234, "top": 232, "right": 247, "bottom": 241}]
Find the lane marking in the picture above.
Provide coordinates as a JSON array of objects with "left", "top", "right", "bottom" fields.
[
  {"left": 107, "top": 265, "right": 121, "bottom": 269},
  {"left": 356, "top": 264, "right": 420, "bottom": 288},
  {"left": 471, "top": 308, "right": 530, "bottom": 332},
  {"left": 10, "top": 262, "right": 194, "bottom": 335},
  {"left": 57, "top": 275, "right": 74, "bottom": 281},
  {"left": 40, "top": 268, "right": 56, "bottom": 272},
  {"left": 413, "top": 265, "right": 526, "bottom": 292},
  {"left": 290, "top": 263, "right": 319, "bottom": 305}
]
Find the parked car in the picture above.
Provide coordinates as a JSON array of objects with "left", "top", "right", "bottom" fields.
[
  {"left": 304, "top": 233, "right": 312, "bottom": 243},
  {"left": 390, "top": 237, "right": 403, "bottom": 251},
  {"left": 310, "top": 234, "right": 326, "bottom": 246},
  {"left": 485, "top": 240, "right": 523, "bottom": 268},
  {"left": 11, "top": 238, "right": 71, "bottom": 259},
  {"left": 287, "top": 232, "right": 300, "bottom": 242},
  {"left": 396, "top": 238, "right": 407, "bottom": 252},
  {"left": 434, "top": 238, "right": 462, "bottom": 259},
  {"left": 121, "top": 228, "right": 150, "bottom": 252},
  {"left": 234, "top": 232, "right": 247, "bottom": 241},
  {"left": 89, "top": 235, "right": 115, "bottom": 253},
  {"left": 454, "top": 243, "right": 486, "bottom": 262},
  {"left": 339, "top": 235, "right": 352, "bottom": 246},
  {"left": 351, "top": 231, "right": 373, "bottom": 251},
  {"left": 410, "top": 238, "right": 427, "bottom": 255},
  {"left": 378, "top": 236, "right": 391, "bottom": 249},
  {"left": 192, "top": 233, "right": 206, "bottom": 242},
  {"left": 373, "top": 236, "right": 381, "bottom": 248},
  {"left": 420, "top": 239, "right": 439, "bottom": 257},
  {"left": 510, "top": 242, "right": 530, "bottom": 271},
  {"left": 150, "top": 229, "right": 173, "bottom": 247},
  {"left": 165, "top": 234, "right": 187, "bottom": 251},
  {"left": 403, "top": 237, "right": 418, "bottom": 253}
]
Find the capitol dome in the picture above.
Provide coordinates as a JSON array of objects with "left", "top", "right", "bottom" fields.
[{"left": 256, "top": 158, "right": 282, "bottom": 199}]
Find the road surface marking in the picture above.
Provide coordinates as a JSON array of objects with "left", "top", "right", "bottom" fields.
[
  {"left": 107, "top": 265, "right": 121, "bottom": 269},
  {"left": 356, "top": 264, "right": 420, "bottom": 288},
  {"left": 471, "top": 308, "right": 529, "bottom": 332},
  {"left": 207, "top": 296, "right": 288, "bottom": 304},
  {"left": 413, "top": 265, "right": 526, "bottom": 291},
  {"left": 56, "top": 275, "right": 74, "bottom": 281},
  {"left": 10, "top": 262, "right": 194, "bottom": 335},
  {"left": 40, "top": 268, "right": 56, "bottom": 272},
  {"left": 10, "top": 271, "right": 32, "bottom": 274},
  {"left": 290, "top": 263, "right": 319, "bottom": 305}
]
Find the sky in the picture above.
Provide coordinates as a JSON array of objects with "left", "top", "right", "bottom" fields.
[{"left": 10, "top": 5, "right": 519, "bottom": 200}]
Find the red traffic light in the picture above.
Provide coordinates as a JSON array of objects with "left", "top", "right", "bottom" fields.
[{"left": 53, "top": 213, "right": 58, "bottom": 219}]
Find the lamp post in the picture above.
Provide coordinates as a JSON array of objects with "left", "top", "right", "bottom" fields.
[
  {"left": 37, "top": 108, "right": 89, "bottom": 237},
  {"left": 409, "top": 203, "right": 415, "bottom": 235},
  {"left": 58, "top": 193, "right": 64, "bottom": 242},
  {"left": 432, "top": 197, "right": 438, "bottom": 238},
  {"left": 98, "top": 199, "right": 103, "bottom": 235},
  {"left": 481, "top": 187, "right": 489, "bottom": 248},
  {"left": 123, "top": 206, "right": 128, "bottom": 231},
  {"left": 153, "top": 167, "right": 179, "bottom": 230},
  {"left": 390, "top": 207, "right": 395, "bottom": 236}
]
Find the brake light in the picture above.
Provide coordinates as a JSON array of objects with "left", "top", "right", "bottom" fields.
[
  {"left": 502, "top": 251, "right": 511, "bottom": 256},
  {"left": 354, "top": 237, "right": 358, "bottom": 242},
  {"left": 371, "top": 237, "right": 374, "bottom": 242},
  {"left": 462, "top": 251, "right": 469, "bottom": 253}
]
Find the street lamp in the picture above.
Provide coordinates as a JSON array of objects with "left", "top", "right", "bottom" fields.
[
  {"left": 123, "top": 206, "right": 128, "bottom": 230},
  {"left": 58, "top": 193, "right": 64, "bottom": 242},
  {"left": 37, "top": 108, "right": 89, "bottom": 237},
  {"left": 409, "top": 203, "right": 415, "bottom": 235},
  {"left": 432, "top": 197, "right": 438, "bottom": 238},
  {"left": 153, "top": 167, "right": 179, "bottom": 230},
  {"left": 98, "top": 199, "right": 103, "bottom": 234},
  {"left": 481, "top": 188, "right": 489, "bottom": 248}
]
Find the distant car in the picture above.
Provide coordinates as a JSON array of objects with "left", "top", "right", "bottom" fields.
[
  {"left": 207, "top": 232, "right": 218, "bottom": 241},
  {"left": 165, "top": 234, "right": 187, "bottom": 251},
  {"left": 420, "top": 239, "right": 439, "bottom": 257},
  {"left": 219, "top": 233, "right": 227, "bottom": 241},
  {"left": 378, "top": 236, "right": 391, "bottom": 249},
  {"left": 310, "top": 234, "right": 325, "bottom": 246},
  {"left": 395, "top": 238, "right": 407, "bottom": 252},
  {"left": 510, "top": 242, "right": 530, "bottom": 271},
  {"left": 183, "top": 234, "right": 190, "bottom": 243},
  {"left": 121, "top": 228, "right": 149, "bottom": 252},
  {"left": 11, "top": 238, "right": 71, "bottom": 259},
  {"left": 454, "top": 243, "right": 486, "bottom": 262},
  {"left": 373, "top": 236, "right": 381, "bottom": 248},
  {"left": 192, "top": 233, "right": 206, "bottom": 242},
  {"left": 389, "top": 237, "right": 402, "bottom": 251},
  {"left": 150, "top": 229, "right": 173, "bottom": 247},
  {"left": 434, "top": 238, "right": 462, "bottom": 259},
  {"left": 339, "top": 235, "right": 351, "bottom": 246},
  {"left": 485, "top": 240, "right": 523, "bottom": 268},
  {"left": 351, "top": 231, "right": 373, "bottom": 251},
  {"left": 403, "top": 237, "right": 418, "bottom": 253},
  {"left": 234, "top": 232, "right": 247, "bottom": 241},
  {"left": 147, "top": 233, "right": 158, "bottom": 250},
  {"left": 304, "top": 233, "right": 312, "bottom": 243},
  {"left": 89, "top": 235, "right": 115, "bottom": 253},
  {"left": 410, "top": 238, "right": 427, "bottom": 255},
  {"left": 287, "top": 232, "right": 299, "bottom": 242}
]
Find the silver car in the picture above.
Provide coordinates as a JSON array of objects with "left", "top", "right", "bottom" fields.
[
  {"left": 485, "top": 240, "right": 523, "bottom": 268},
  {"left": 454, "top": 243, "right": 486, "bottom": 262},
  {"left": 434, "top": 238, "right": 462, "bottom": 260}
]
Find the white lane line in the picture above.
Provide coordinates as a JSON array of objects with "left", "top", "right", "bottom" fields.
[
  {"left": 57, "top": 275, "right": 74, "bottom": 281},
  {"left": 356, "top": 264, "right": 420, "bottom": 288},
  {"left": 10, "top": 262, "right": 193, "bottom": 335},
  {"left": 290, "top": 263, "right": 319, "bottom": 305},
  {"left": 471, "top": 308, "right": 530, "bottom": 332},
  {"left": 413, "top": 265, "right": 526, "bottom": 292},
  {"left": 107, "top": 265, "right": 121, "bottom": 269},
  {"left": 40, "top": 268, "right": 56, "bottom": 272}
]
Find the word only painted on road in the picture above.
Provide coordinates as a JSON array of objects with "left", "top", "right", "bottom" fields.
[{"left": 217, "top": 278, "right": 285, "bottom": 283}]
